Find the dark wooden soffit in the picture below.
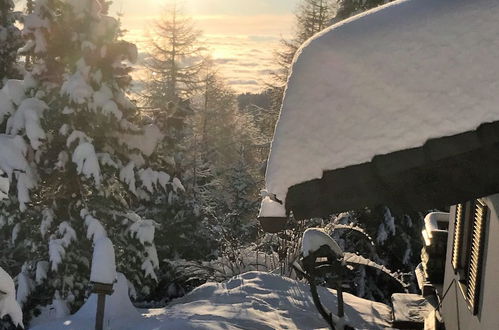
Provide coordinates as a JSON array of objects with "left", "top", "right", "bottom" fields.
[{"left": 284, "top": 121, "right": 499, "bottom": 221}]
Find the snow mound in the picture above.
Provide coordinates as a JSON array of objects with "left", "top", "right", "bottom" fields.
[
  {"left": 261, "top": 0, "right": 499, "bottom": 217},
  {"left": 146, "top": 271, "right": 391, "bottom": 329},
  {"left": 0, "top": 266, "right": 23, "bottom": 328},
  {"left": 30, "top": 271, "right": 391, "bottom": 329},
  {"left": 31, "top": 273, "right": 138, "bottom": 330}
]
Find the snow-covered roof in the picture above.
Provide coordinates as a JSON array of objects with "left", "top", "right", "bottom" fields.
[{"left": 260, "top": 0, "right": 499, "bottom": 219}]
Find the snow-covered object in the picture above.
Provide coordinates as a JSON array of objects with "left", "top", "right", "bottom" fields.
[
  {"left": 120, "top": 124, "right": 164, "bottom": 157},
  {"left": 2, "top": 80, "right": 25, "bottom": 106},
  {"left": 129, "top": 217, "right": 156, "bottom": 245},
  {"left": 259, "top": 196, "right": 286, "bottom": 217},
  {"left": 40, "top": 208, "right": 54, "bottom": 237},
  {"left": 61, "top": 71, "right": 92, "bottom": 104},
  {"left": 422, "top": 212, "right": 449, "bottom": 246},
  {"left": 0, "top": 170, "right": 8, "bottom": 200},
  {"left": 30, "top": 271, "right": 391, "bottom": 329},
  {"left": 424, "top": 212, "right": 449, "bottom": 236},
  {"left": 81, "top": 210, "right": 107, "bottom": 243},
  {"left": 90, "top": 237, "right": 116, "bottom": 284},
  {"left": 31, "top": 273, "right": 139, "bottom": 329},
  {"left": 0, "top": 134, "right": 36, "bottom": 208},
  {"left": 261, "top": 0, "right": 499, "bottom": 217},
  {"left": 343, "top": 252, "right": 407, "bottom": 288},
  {"left": 119, "top": 161, "right": 136, "bottom": 194},
  {"left": 16, "top": 264, "right": 34, "bottom": 308},
  {"left": 391, "top": 293, "right": 432, "bottom": 324},
  {"left": 0, "top": 90, "right": 15, "bottom": 122},
  {"left": 11, "top": 223, "right": 20, "bottom": 244},
  {"left": 138, "top": 168, "right": 170, "bottom": 193},
  {"left": 0, "top": 134, "right": 29, "bottom": 179},
  {"left": 376, "top": 207, "right": 396, "bottom": 245},
  {"left": 80, "top": 272, "right": 138, "bottom": 319},
  {"left": 91, "top": 84, "right": 122, "bottom": 120},
  {"left": 0, "top": 266, "right": 23, "bottom": 328},
  {"left": 302, "top": 228, "right": 344, "bottom": 257},
  {"left": 36, "top": 261, "right": 49, "bottom": 285},
  {"left": 49, "top": 238, "right": 66, "bottom": 271},
  {"left": 72, "top": 142, "right": 101, "bottom": 187},
  {"left": 6, "top": 97, "right": 47, "bottom": 149},
  {"left": 171, "top": 177, "right": 184, "bottom": 192},
  {"left": 51, "top": 291, "right": 70, "bottom": 319}
]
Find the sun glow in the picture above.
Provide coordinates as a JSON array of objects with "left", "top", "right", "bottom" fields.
[{"left": 112, "top": 0, "right": 296, "bottom": 92}]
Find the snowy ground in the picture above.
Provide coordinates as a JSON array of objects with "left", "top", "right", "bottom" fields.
[{"left": 30, "top": 271, "right": 392, "bottom": 329}]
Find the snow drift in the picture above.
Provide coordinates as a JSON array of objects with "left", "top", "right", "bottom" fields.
[{"left": 30, "top": 271, "right": 391, "bottom": 329}]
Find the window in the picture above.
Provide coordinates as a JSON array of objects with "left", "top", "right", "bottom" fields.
[
  {"left": 451, "top": 199, "right": 488, "bottom": 315},
  {"left": 451, "top": 203, "right": 465, "bottom": 271}
]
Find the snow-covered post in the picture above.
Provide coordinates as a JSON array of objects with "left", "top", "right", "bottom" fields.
[{"left": 90, "top": 237, "right": 116, "bottom": 330}]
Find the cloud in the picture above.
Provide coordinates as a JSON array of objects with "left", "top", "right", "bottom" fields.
[
  {"left": 213, "top": 58, "right": 238, "bottom": 65},
  {"left": 228, "top": 80, "right": 259, "bottom": 85},
  {"left": 112, "top": 1, "right": 295, "bottom": 93}
]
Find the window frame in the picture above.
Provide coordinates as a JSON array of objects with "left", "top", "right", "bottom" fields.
[{"left": 451, "top": 199, "right": 488, "bottom": 315}]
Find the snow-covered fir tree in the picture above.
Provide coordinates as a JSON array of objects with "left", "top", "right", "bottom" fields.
[
  {"left": 329, "top": 208, "right": 423, "bottom": 303},
  {"left": 0, "top": 0, "right": 22, "bottom": 86},
  {"left": 194, "top": 72, "right": 260, "bottom": 245},
  {"left": 0, "top": 0, "right": 179, "bottom": 324}
]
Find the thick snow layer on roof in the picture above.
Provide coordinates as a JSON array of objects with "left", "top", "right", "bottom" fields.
[
  {"left": 31, "top": 271, "right": 391, "bottom": 329},
  {"left": 261, "top": 0, "right": 499, "bottom": 217}
]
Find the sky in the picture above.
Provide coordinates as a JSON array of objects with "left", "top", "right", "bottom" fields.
[{"left": 110, "top": 0, "right": 300, "bottom": 93}]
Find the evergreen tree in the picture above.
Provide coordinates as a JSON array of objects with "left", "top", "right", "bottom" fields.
[
  {"left": 0, "top": 0, "right": 22, "bottom": 86},
  {"left": 0, "top": 0, "right": 174, "bottom": 323},
  {"left": 193, "top": 72, "right": 261, "bottom": 255},
  {"left": 143, "top": 2, "right": 206, "bottom": 107},
  {"left": 139, "top": 3, "right": 214, "bottom": 269}
]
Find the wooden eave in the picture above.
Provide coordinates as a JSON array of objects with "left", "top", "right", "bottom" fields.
[{"left": 266, "top": 121, "right": 499, "bottom": 229}]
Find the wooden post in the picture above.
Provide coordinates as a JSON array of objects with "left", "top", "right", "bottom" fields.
[
  {"left": 90, "top": 282, "right": 114, "bottom": 330},
  {"left": 337, "top": 281, "right": 344, "bottom": 318},
  {"left": 95, "top": 293, "right": 106, "bottom": 330}
]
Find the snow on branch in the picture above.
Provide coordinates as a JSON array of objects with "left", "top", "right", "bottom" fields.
[
  {"left": 0, "top": 267, "right": 23, "bottom": 328},
  {"left": 343, "top": 253, "right": 409, "bottom": 288},
  {"left": 72, "top": 142, "right": 102, "bottom": 187}
]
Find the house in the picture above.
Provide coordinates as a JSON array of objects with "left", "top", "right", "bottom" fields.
[{"left": 258, "top": 0, "right": 499, "bottom": 328}]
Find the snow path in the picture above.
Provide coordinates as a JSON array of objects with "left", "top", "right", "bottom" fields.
[{"left": 30, "top": 271, "right": 391, "bottom": 329}]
